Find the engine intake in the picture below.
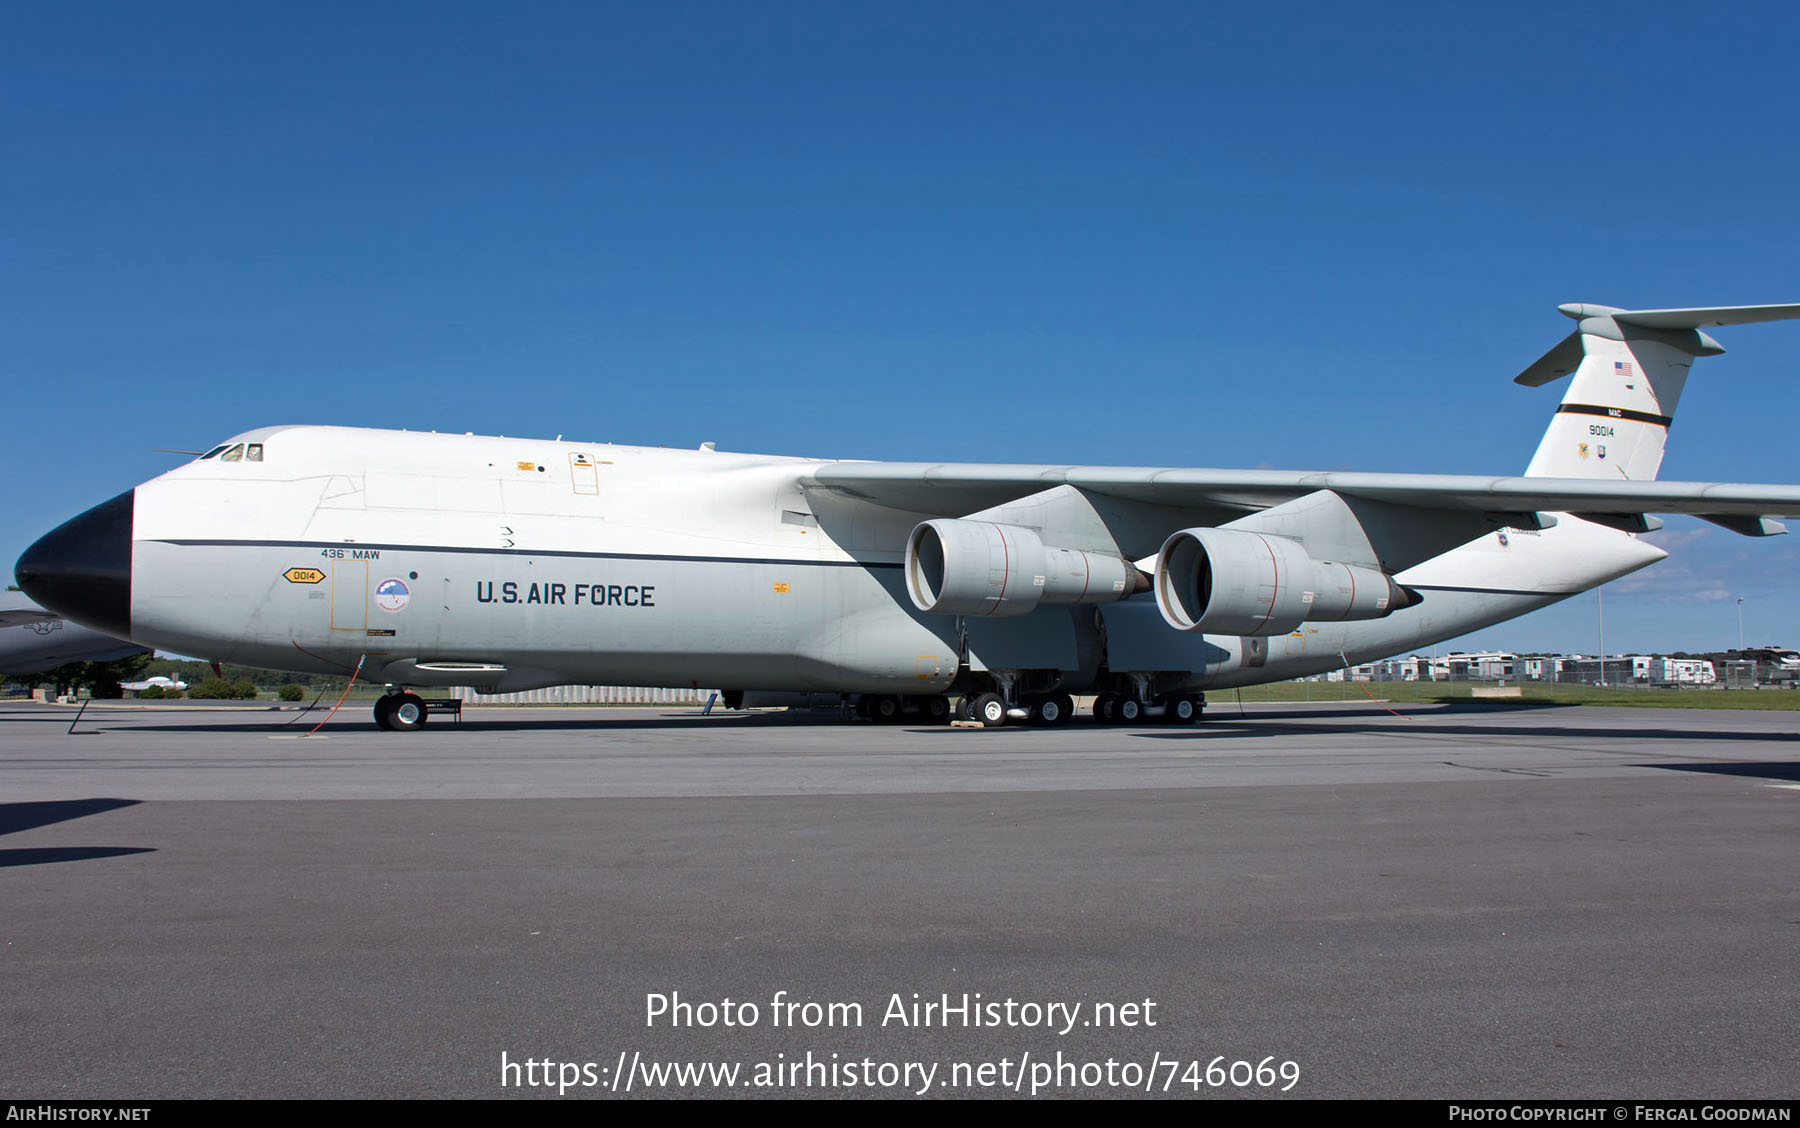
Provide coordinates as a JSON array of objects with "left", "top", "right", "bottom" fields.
[
  {"left": 1155, "top": 527, "right": 1415, "bottom": 635},
  {"left": 906, "top": 519, "right": 1145, "bottom": 617}
]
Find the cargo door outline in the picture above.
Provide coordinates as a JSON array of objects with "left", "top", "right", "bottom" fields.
[
  {"left": 570, "top": 453, "right": 599, "bottom": 496},
  {"left": 330, "top": 559, "right": 369, "bottom": 631}
]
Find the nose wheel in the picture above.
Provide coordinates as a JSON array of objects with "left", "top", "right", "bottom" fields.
[{"left": 374, "top": 691, "right": 428, "bottom": 731}]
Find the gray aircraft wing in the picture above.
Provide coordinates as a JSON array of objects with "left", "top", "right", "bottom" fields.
[
  {"left": 803, "top": 465, "right": 1800, "bottom": 567},
  {"left": 0, "top": 592, "right": 146, "bottom": 673}
]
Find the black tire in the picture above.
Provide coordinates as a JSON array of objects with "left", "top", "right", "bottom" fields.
[
  {"left": 1094, "top": 693, "right": 1117, "bottom": 723},
  {"left": 923, "top": 696, "right": 951, "bottom": 722},
  {"left": 372, "top": 694, "right": 398, "bottom": 730},
  {"left": 870, "top": 695, "right": 901, "bottom": 723},
  {"left": 1117, "top": 696, "right": 1143, "bottom": 724},
  {"left": 1031, "top": 694, "right": 1074, "bottom": 727},
  {"left": 389, "top": 692, "right": 428, "bottom": 731},
  {"left": 971, "top": 692, "right": 1008, "bottom": 728},
  {"left": 1166, "top": 695, "right": 1198, "bottom": 723}
]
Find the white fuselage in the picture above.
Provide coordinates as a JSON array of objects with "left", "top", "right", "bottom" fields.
[{"left": 117, "top": 425, "right": 1664, "bottom": 695}]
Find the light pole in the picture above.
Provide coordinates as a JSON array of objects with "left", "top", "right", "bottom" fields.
[
  {"left": 1597, "top": 585, "right": 1605, "bottom": 688},
  {"left": 1737, "top": 597, "right": 1745, "bottom": 651}
]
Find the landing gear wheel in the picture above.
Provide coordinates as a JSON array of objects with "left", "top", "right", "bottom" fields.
[
  {"left": 1116, "top": 696, "right": 1143, "bottom": 724},
  {"left": 970, "top": 692, "right": 1008, "bottom": 728},
  {"left": 1094, "top": 693, "right": 1118, "bottom": 724},
  {"left": 1030, "top": 694, "right": 1074, "bottom": 727},
  {"left": 1165, "top": 694, "right": 1199, "bottom": 723},
  {"left": 376, "top": 692, "right": 427, "bottom": 731},
  {"left": 923, "top": 696, "right": 951, "bottom": 723},
  {"left": 389, "top": 692, "right": 427, "bottom": 731},
  {"left": 869, "top": 695, "right": 901, "bottom": 723}
]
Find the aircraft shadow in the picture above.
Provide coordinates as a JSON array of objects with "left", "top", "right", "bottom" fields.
[
  {"left": 1133, "top": 718, "right": 1800, "bottom": 745},
  {"left": 81, "top": 710, "right": 855, "bottom": 735},
  {"left": 0, "top": 797, "right": 140, "bottom": 835},
  {"left": 0, "top": 847, "right": 157, "bottom": 868},
  {"left": 57, "top": 705, "right": 1800, "bottom": 747},
  {"left": 1648, "top": 762, "right": 1800, "bottom": 782},
  {"left": 0, "top": 798, "right": 153, "bottom": 868}
]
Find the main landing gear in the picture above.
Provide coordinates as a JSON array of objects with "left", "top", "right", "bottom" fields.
[
  {"left": 373, "top": 690, "right": 427, "bottom": 731},
  {"left": 841, "top": 687, "right": 1207, "bottom": 730},
  {"left": 1092, "top": 692, "right": 1204, "bottom": 725},
  {"left": 855, "top": 694, "right": 952, "bottom": 725},
  {"left": 949, "top": 691, "right": 1075, "bottom": 728}
]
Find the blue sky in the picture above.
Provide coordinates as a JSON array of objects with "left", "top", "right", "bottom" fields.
[{"left": 5, "top": 2, "right": 1798, "bottom": 655}]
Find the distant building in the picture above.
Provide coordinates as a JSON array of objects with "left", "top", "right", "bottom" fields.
[
  {"left": 1634, "top": 657, "right": 1717, "bottom": 685},
  {"left": 1553, "top": 655, "right": 1717, "bottom": 686},
  {"left": 1702, "top": 648, "right": 1798, "bottom": 688}
]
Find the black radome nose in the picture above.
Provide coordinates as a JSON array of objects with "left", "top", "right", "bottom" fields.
[{"left": 15, "top": 490, "right": 135, "bottom": 640}]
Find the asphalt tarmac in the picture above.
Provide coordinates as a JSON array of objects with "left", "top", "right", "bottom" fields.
[{"left": 2, "top": 698, "right": 1796, "bottom": 1099}]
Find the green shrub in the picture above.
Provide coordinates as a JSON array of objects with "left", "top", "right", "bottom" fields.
[
  {"left": 138, "top": 684, "right": 165, "bottom": 699},
  {"left": 189, "top": 678, "right": 235, "bottom": 699},
  {"left": 231, "top": 679, "right": 259, "bottom": 700},
  {"left": 278, "top": 684, "right": 305, "bottom": 702}
]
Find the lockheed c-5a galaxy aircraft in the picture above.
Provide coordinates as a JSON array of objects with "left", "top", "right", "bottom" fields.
[{"left": 17, "top": 303, "right": 1800, "bottom": 730}]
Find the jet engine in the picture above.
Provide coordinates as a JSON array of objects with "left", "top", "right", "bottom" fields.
[
  {"left": 1154, "top": 528, "right": 1415, "bottom": 636},
  {"left": 905, "top": 519, "right": 1146, "bottom": 617}
]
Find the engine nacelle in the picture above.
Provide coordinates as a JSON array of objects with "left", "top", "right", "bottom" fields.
[
  {"left": 906, "top": 519, "right": 1143, "bottom": 617},
  {"left": 1154, "top": 527, "right": 1414, "bottom": 635}
]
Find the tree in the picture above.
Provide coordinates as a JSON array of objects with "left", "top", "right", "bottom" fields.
[{"left": 6, "top": 653, "right": 153, "bottom": 698}]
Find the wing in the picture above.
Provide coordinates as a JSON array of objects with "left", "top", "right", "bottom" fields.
[
  {"left": 806, "top": 462, "right": 1800, "bottom": 520},
  {"left": 803, "top": 462, "right": 1800, "bottom": 568}
]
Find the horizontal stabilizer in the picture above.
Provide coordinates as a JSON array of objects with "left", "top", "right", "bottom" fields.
[
  {"left": 1605, "top": 303, "right": 1800, "bottom": 331},
  {"left": 1518, "top": 303, "right": 1800, "bottom": 386},
  {"left": 1514, "top": 330, "right": 1585, "bottom": 386}
]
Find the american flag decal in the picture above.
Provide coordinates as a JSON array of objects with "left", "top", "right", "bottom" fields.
[{"left": 1615, "top": 360, "right": 1635, "bottom": 378}]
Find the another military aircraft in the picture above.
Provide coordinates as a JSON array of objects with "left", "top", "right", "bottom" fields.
[
  {"left": 0, "top": 592, "right": 146, "bottom": 676},
  {"left": 16, "top": 303, "right": 1800, "bottom": 729}
]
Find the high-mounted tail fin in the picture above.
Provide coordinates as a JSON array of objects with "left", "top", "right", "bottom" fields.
[{"left": 1521, "top": 302, "right": 1800, "bottom": 482}]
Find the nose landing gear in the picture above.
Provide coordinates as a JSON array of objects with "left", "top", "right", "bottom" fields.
[{"left": 374, "top": 690, "right": 428, "bottom": 731}]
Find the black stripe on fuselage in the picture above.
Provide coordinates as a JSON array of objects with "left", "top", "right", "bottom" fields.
[
  {"left": 1555, "top": 403, "right": 1672, "bottom": 428},
  {"left": 150, "top": 538, "right": 905, "bottom": 569},
  {"left": 149, "top": 543, "right": 1558, "bottom": 598}
]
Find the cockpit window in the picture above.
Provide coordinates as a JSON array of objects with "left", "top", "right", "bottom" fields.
[
  {"left": 246, "top": 443, "right": 263, "bottom": 462},
  {"left": 199, "top": 444, "right": 231, "bottom": 460},
  {"left": 220, "top": 444, "right": 245, "bottom": 462}
]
